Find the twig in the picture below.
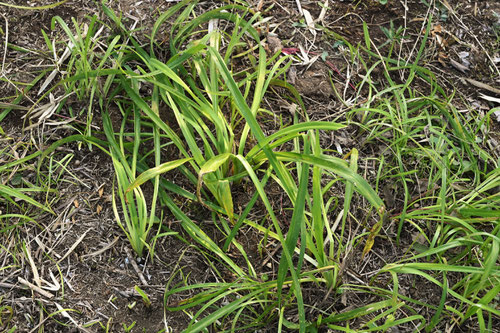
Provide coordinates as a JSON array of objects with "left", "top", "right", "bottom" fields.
[
  {"left": 282, "top": 48, "right": 357, "bottom": 91},
  {"left": 80, "top": 236, "right": 119, "bottom": 259},
  {"left": 295, "top": 0, "right": 303, "bottom": 15},
  {"left": 18, "top": 276, "right": 54, "bottom": 299},
  {"left": 56, "top": 229, "right": 90, "bottom": 264},
  {"left": 25, "top": 244, "right": 42, "bottom": 288},
  {"left": 124, "top": 247, "right": 148, "bottom": 286}
]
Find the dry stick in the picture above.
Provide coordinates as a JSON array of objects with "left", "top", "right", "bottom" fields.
[
  {"left": 56, "top": 229, "right": 90, "bottom": 264},
  {"left": 54, "top": 301, "right": 91, "bottom": 331},
  {"left": 18, "top": 277, "right": 54, "bottom": 299},
  {"left": 27, "top": 303, "right": 92, "bottom": 333},
  {"left": 124, "top": 247, "right": 148, "bottom": 286},
  {"left": 42, "top": 205, "right": 82, "bottom": 260},
  {"left": 25, "top": 244, "right": 42, "bottom": 288},
  {"left": 28, "top": 316, "right": 54, "bottom": 333},
  {"left": 33, "top": 235, "right": 62, "bottom": 260},
  {"left": 370, "top": 38, "right": 390, "bottom": 79},
  {"left": 0, "top": 282, "right": 17, "bottom": 288},
  {"left": 80, "top": 236, "right": 119, "bottom": 259},
  {"left": 295, "top": 0, "right": 303, "bottom": 15},
  {"left": 260, "top": 240, "right": 281, "bottom": 269},
  {"left": 463, "top": 78, "right": 500, "bottom": 95},
  {"left": 0, "top": 236, "right": 14, "bottom": 268}
]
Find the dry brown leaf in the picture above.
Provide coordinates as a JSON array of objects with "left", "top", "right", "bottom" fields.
[
  {"left": 96, "top": 204, "right": 103, "bottom": 214},
  {"left": 438, "top": 52, "right": 448, "bottom": 67},
  {"left": 256, "top": 0, "right": 264, "bottom": 11},
  {"left": 431, "top": 24, "right": 443, "bottom": 36},
  {"left": 435, "top": 34, "right": 449, "bottom": 49},
  {"left": 73, "top": 199, "right": 79, "bottom": 208},
  {"left": 362, "top": 220, "right": 383, "bottom": 259}
]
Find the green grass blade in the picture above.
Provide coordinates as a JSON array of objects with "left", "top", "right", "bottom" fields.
[
  {"left": 126, "top": 158, "right": 192, "bottom": 193},
  {"left": 207, "top": 47, "right": 297, "bottom": 202},
  {"left": 0, "top": 185, "right": 53, "bottom": 214},
  {"left": 0, "top": 0, "right": 67, "bottom": 10},
  {"left": 272, "top": 152, "right": 384, "bottom": 210}
]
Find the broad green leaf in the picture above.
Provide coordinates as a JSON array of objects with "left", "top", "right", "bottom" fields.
[
  {"left": 198, "top": 153, "right": 232, "bottom": 176},
  {"left": 197, "top": 153, "right": 234, "bottom": 218}
]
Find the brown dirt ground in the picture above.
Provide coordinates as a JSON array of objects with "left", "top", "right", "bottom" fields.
[{"left": 0, "top": 0, "right": 499, "bottom": 332}]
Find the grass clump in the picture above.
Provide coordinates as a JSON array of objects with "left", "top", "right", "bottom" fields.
[{"left": 89, "top": 1, "right": 386, "bottom": 330}]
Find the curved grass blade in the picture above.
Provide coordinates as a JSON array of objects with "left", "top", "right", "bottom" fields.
[
  {"left": 126, "top": 158, "right": 192, "bottom": 194},
  {"left": 0, "top": 184, "right": 53, "bottom": 214},
  {"left": 272, "top": 152, "right": 384, "bottom": 210}
]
